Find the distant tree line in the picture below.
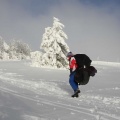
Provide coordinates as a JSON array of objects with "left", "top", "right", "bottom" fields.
[{"left": 0, "top": 36, "right": 31, "bottom": 60}]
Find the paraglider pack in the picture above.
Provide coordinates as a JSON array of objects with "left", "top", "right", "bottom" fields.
[{"left": 74, "top": 54, "right": 97, "bottom": 85}]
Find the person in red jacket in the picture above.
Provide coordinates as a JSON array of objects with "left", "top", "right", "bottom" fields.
[{"left": 67, "top": 52, "right": 80, "bottom": 97}]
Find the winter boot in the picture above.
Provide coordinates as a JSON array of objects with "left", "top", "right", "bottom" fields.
[{"left": 71, "top": 89, "right": 80, "bottom": 98}]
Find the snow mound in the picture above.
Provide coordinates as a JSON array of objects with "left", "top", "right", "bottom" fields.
[{"left": 92, "top": 61, "right": 120, "bottom": 67}]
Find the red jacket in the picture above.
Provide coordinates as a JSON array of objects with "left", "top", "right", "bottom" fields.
[{"left": 69, "top": 57, "right": 78, "bottom": 72}]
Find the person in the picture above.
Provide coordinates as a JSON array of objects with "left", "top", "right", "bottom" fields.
[{"left": 66, "top": 52, "right": 80, "bottom": 97}]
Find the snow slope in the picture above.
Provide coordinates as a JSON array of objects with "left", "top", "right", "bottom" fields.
[{"left": 0, "top": 61, "right": 120, "bottom": 120}]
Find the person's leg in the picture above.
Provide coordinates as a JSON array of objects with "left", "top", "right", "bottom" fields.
[{"left": 69, "top": 72, "right": 78, "bottom": 91}]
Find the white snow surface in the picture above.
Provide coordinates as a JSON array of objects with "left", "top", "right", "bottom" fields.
[{"left": 0, "top": 61, "right": 120, "bottom": 120}]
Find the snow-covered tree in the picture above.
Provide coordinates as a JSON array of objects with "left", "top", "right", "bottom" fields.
[
  {"left": 0, "top": 36, "right": 31, "bottom": 60},
  {"left": 9, "top": 40, "right": 31, "bottom": 60},
  {"left": 31, "top": 51, "right": 43, "bottom": 67},
  {"left": 40, "top": 17, "right": 70, "bottom": 68},
  {"left": 0, "top": 36, "right": 4, "bottom": 59},
  {"left": 0, "top": 36, "right": 4, "bottom": 52},
  {"left": 0, "top": 36, "right": 9, "bottom": 59}
]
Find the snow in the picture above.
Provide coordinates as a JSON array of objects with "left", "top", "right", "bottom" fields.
[
  {"left": 92, "top": 61, "right": 120, "bottom": 67},
  {"left": 0, "top": 60, "right": 120, "bottom": 120}
]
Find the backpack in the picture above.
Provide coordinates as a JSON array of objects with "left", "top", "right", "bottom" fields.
[
  {"left": 75, "top": 68, "right": 90, "bottom": 85},
  {"left": 74, "top": 54, "right": 97, "bottom": 85},
  {"left": 74, "top": 54, "right": 92, "bottom": 68},
  {"left": 85, "top": 66, "right": 97, "bottom": 77}
]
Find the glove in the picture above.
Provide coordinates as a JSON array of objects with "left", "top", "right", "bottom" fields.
[{"left": 69, "top": 68, "right": 72, "bottom": 74}]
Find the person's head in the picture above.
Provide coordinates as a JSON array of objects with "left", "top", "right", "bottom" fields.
[{"left": 66, "top": 52, "right": 74, "bottom": 60}]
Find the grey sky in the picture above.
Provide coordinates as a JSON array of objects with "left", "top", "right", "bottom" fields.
[{"left": 0, "top": 0, "right": 120, "bottom": 61}]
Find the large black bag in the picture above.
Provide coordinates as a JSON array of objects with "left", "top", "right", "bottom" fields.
[
  {"left": 74, "top": 54, "right": 92, "bottom": 68},
  {"left": 75, "top": 66, "right": 97, "bottom": 85},
  {"left": 75, "top": 68, "right": 90, "bottom": 85},
  {"left": 85, "top": 66, "right": 97, "bottom": 77},
  {"left": 74, "top": 54, "right": 97, "bottom": 85}
]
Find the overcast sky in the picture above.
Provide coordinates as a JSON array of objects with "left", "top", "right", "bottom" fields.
[{"left": 0, "top": 0, "right": 120, "bottom": 62}]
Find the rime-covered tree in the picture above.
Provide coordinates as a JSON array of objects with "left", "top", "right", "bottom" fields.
[
  {"left": 40, "top": 17, "right": 70, "bottom": 68},
  {"left": 0, "top": 36, "right": 31, "bottom": 60},
  {"left": 0, "top": 36, "right": 4, "bottom": 59},
  {"left": 0, "top": 36, "right": 4, "bottom": 52},
  {"left": 0, "top": 36, "right": 9, "bottom": 59},
  {"left": 9, "top": 40, "right": 31, "bottom": 59}
]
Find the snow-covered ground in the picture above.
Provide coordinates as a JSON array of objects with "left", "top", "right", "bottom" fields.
[{"left": 0, "top": 61, "right": 120, "bottom": 120}]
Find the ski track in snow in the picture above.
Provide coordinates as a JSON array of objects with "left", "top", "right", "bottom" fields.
[
  {"left": 0, "top": 86, "right": 119, "bottom": 120},
  {"left": 0, "top": 61, "right": 120, "bottom": 120}
]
